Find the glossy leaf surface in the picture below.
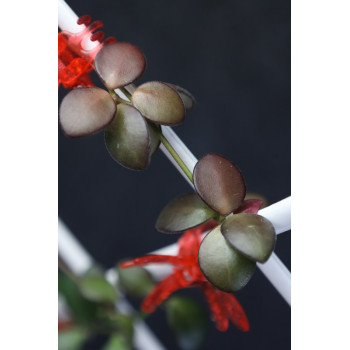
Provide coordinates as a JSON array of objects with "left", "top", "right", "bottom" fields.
[
  {"left": 166, "top": 296, "right": 207, "bottom": 350},
  {"left": 78, "top": 274, "right": 117, "bottom": 304},
  {"left": 105, "top": 104, "right": 150, "bottom": 170},
  {"left": 59, "top": 87, "right": 116, "bottom": 137},
  {"left": 132, "top": 81, "right": 185, "bottom": 125},
  {"left": 221, "top": 214, "right": 276, "bottom": 263},
  {"left": 117, "top": 262, "right": 154, "bottom": 298},
  {"left": 167, "top": 83, "right": 196, "bottom": 109},
  {"left": 155, "top": 193, "right": 218, "bottom": 233},
  {"left": 198, "top": 225, "right": 255, "bottom": 292},
  {"left": 95, "top": 42, "right": 146, "bottom": 89},
  {"left": 193, "top": 153, "right": 246, "bottom": 216}
]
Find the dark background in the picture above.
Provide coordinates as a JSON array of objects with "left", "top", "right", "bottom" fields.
[{"left": 58, "top": 0, "right": 291, "bottom": 349}]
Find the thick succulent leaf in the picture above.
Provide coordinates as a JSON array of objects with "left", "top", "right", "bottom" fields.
[
  {"left": 116, "top": 262, "right": 154, "bottom": 298},
  {"left": 105, "top": 104, "right": 151, "bottom": 170},
  {"left": 59, "top": 87, "right": 116, "bottom": 137},
  {"left": 58, "top": 327, "right": 89, "bottom": 350},
  {"left": 166, "top": 83, "right": 196, "bottom": 109},
  {"left": 147, "top": 121, "right": 161, "bottom": 155},
  {"left": 193, "top": 153, "right": 246, "bottom": 216},
  {"left": 132, "top": 81, "right": 185, "bottom": 125},
  {"left": 166, "top": 296, "right": 207, "bottom": 350},
  {"left": 221, "top": 214, "right": 276, "bottom": 263},
  {"left": 78, "top": 274, "right": 117, "bottom": 304},
  {"left": 95, "top": 42, "right": 146, "bottom": 89},
  {"left": 198, "top": 225, "right": 256, "bottom": 292},
  {"left": 155, "top": 193, "right": 218, "bottom": 233}
]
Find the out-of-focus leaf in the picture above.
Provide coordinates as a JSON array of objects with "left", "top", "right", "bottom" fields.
[
  {"left": 59, "top": 87, "right": 116, "bottom": 137},
  {"left": 58, "top": 270, "right": 98, "bottom": 325},
  {"left": 132, "top": 81, "right": 185, "bottom": 125},
  {"left": 221, "top": 214, "right": 276, "bottom": 263},
  {"left": 193, "top": 153, "right": 246, "bottom": 216},
  {"left": 99, "top": 311, "right": 134, "bottom": 345},
  {"left": 102, "top": 333, "right": 131, "bottom": 350},
  {"left": 117, "top": 263, "right": 154, "bottom": 298},
  {"left": 105, "top": 104, "right": 151, "bottom": 170},
  {"left": 58, "top": 327, "right": 89, "bottom": 350},
  {"left": 155, "top": 193, "right": 218, "bottom": 233},
  {"left": 95, "top": 42, "right": 146, "bottom": 90},
  {"left": 166, "top": 296, "right": 207, "bottom": 350},
  {"left": 198, "top": 225, "right": 256, "bottom": 292},
  {"left": 78, "top": 273, "right": 117, "bottom": 304}
]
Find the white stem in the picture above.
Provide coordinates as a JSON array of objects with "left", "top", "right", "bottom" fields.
[
  {"left": 58, "top": 218, "right": 93, "bottom": 276},
  {"left": 58, "top": 218, "right": 166, "bottom": 350},
  {"left": 257, "top": 252, "right": 291, "bottom": 305},
  {"left": 58, "top": 0, "right": 291, "bottom": 305},
  {"left": 259, "top": 197, "right": 291, "bottom": 234}
]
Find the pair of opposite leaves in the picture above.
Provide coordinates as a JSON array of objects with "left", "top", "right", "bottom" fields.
[
  {"left": 59, "top": 42, "right": 194, "bottom": 170},
  {"left": 156, "top": 153, "right": 276, "bottom": 292}
]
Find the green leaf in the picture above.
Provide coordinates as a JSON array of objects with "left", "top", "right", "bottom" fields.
[
  {"left": 166, "top": 296, "right": 207, "bottom": 350},
  {"left": 193, "top": 153, "right": 246, "bottom": 216},
  {"left": 155, "top": 193, "right": 218, "bottom": 233},
  {"left": 117, "top": 263, "right": 154, "bottom": 298},
  {"left": 132, "top": 81, "right": 185, "bottom": 125},
  {"left": 58, "top": 270, "right": 98, "bottom": 325},
  {"left": 105, "top": 104, "right": 151, "bottom": 170},
  {"left": 102, "top": 333, "right": 131, "bottom": 350},
  {"left": 166, "top": 83, "right": 196, "bottom": 109},
  {"left": 101, "top": 312, "right": 134, "bottom": 345},
  {"left": 78, "top": 273, "right": 117, "bottom": 304},
  {"left": 95, "top": 42, "right": 146, "bottom": 90},
  {"left": 58, "top": 327, "right": 89, "bottom": 350},
  {"left": 59, "top": 87, "right": 116, "bottom": 137},
  {"left": 198, "top": 225, "right": 256, "bottom": 292},
  {"left": 221, "top": 214, "right": 276, "bottom": 263}
]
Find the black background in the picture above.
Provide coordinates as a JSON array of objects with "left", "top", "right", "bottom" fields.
[{"left": 58, "top": 0, "right": 290, "bottom": 349}]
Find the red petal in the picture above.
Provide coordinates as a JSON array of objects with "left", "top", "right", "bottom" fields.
[
  {"left": 200, "top": 283, "right": 229, "bottom": 332},
  {"left": 141, "top": 272, "right": 188, "bottom": 313},
  {"left": 235, "top": 199, "right": 263, "bottom": 214},
  {"left": 221, "top": 292, "right": 250, "bottom": 332},
  {"left": 178, "top": 221, "right": 218, "bottom": 257},
  {"left": 121, "top": 255, "right": 182, "bottom": 268},
  {"left": 178, "top": 229, "right": 201, "bottom": 257}
]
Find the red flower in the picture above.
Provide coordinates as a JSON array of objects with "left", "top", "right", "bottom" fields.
[
  {"left": 122, "top": 199, "right": 262, "bottom": 332},
  {"left": 58, "top": 15, "right": 116, "bottom": 89}
]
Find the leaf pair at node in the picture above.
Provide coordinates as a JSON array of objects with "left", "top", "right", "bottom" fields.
[
  {"left": 59, "top": 42, "right": 146, "bottom": 137},
  {"left": 59, "top": 41, "right": 195, "bottom": 171},
  {"left": 155, "top": 153, "right": 276, "bottom": 293},
  {"left": 198, "top": 213, "right": 276, "bottom": 292}
]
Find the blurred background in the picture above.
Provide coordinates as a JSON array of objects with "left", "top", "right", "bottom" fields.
[{"left": 58, "top": 0, "right": 290, "bottom": 348}]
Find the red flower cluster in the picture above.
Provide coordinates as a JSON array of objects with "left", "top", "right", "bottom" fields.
[
  {"left": 122, "top": 199, "right": 263, "bottom": 331},
  {"left": 58, "top": 15, "right": 115, "bottom": 89},
  {"left": 122, "top": 221, "right": 250, "bottom": 332}
]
